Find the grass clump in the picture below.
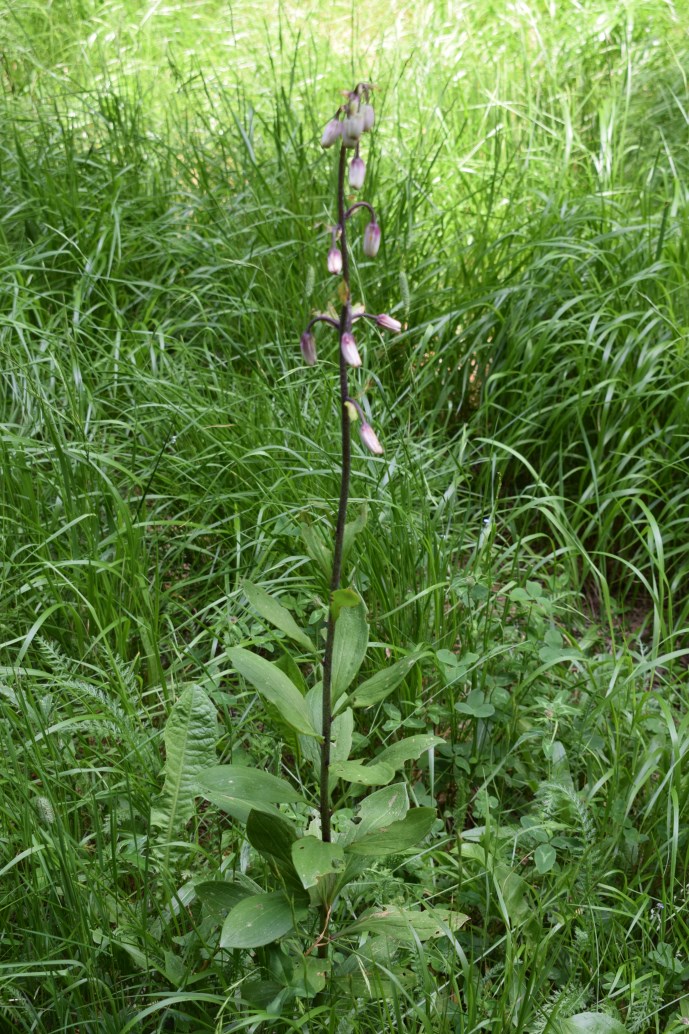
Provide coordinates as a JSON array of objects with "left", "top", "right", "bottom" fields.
[{"left": 1, "top": 0, "right": 689, "bottom": 1031}]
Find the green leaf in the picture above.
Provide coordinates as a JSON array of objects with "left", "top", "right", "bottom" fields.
[
  {"left": 493, "top": 861, "right": 532, "bottom": 926},
  {"left": 291, "top": 837, "right": 345, "bottom": 889},
  {"left": 246, "top": 809, "right": 297, "bottom": 862},
  {"left": 538, "top": 628, "right": 581, "bottom": 665},
  {"left": 228, "top": 647, "right": 319, "bottom": 738},
  {"left": 197, "top": 765, "right": 302, "bottom": 823},
  {"left": 347, "top": 807, "right": 436, "bottom": 857},
  {"left": 331, "top": 587, "right": 362, "bottom": 622},
  {"left": 455, "top": 689, "right": 495, "bottom": 718},
  {"left": 374, "top": 734, "right": 444, "bottom": 771},
  {"left": 346, "top": 905, "right": 469, "bottom": 941},
  {"left": 300, "top": 522, "right": 331, "bottom": 578},
  {"left": 331, "top": 708, "right": 353, "bottom": 764},
  {"left": 195, "top": 881, "right": 251, "bottom": 921},
  {"left": 330, "top": 760, "right": 395, "bottom": 787},
  {"left": 331, "top": 604, "right": 368, "bottom": 701},
  {"left": 341, "top": 505, "right": 368, "bottom": 568},
  {"left": 534, "top": 843, "right": 556, "bottom": 874},
  {"left": 220, "top": 892, "right": 303, "bottom": 949},
  {"left": 350, "top": 651, "right": 426, "bottom": 708},
  {"left": 243, "top": 581, "right": 314, "bottom": 652},
  {"left": 246, "top": 810, "right": 305, "bottom": 895},
  {"left": 286, "top": 955, "right": 331, "bottom": 997},
  {"left": 150, "top": 686, "right": 217, "bottom": 850},
  {"left": 556, "top": 1014, "right": 628, "bottom": 1034},
  {"left": 356, "top": 783, "right": 409, "bottom": 838}
]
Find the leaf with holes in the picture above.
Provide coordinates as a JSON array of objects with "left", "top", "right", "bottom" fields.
[
  {"left": 347, "top": 807, "right": 436, "bottom": 857},
  {"left": 291, "top": 837, "right": 345, "bottom": 889}
]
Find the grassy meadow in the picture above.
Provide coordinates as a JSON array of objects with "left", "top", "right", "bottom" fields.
[{"left": 2, "top": 0, "right": 689, "bottom": 1030}]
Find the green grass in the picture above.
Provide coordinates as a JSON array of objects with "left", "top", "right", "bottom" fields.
[{"left": 1, "top": 0, "right": 689, "bottom": 1030}]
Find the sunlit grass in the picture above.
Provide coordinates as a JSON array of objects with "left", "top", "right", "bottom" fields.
[{"left": 1, "top": 0, "right": 689, "bottom": 1030}]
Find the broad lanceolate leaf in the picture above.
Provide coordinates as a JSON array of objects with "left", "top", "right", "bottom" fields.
[
  {"left": 246, "top": 810, "right": 304, "bottom": 896},
  {"left": 243, "top": 581, "right": 314, "bottom": 652},
  {"left": 151, "top": 685, "right": 217, "bottom": 843},
  {"left": 291, "top": 836, "right": 345, "bottom": 889},
  {"left": 341, "top": 504, "right": 368, "bottom": 569},
  {"left": 220, "top": 892, "right": 304, "bottom": 949},
  {"left": 374, "top": 734, "right": 444, "bottom": 771},
  {"left": 347, "top": 807, "right": 436, "bottom": 857},
  {"left": 300, "top": 522, "right": 331, "bottom": 579},
  {"left": 356, "top": 783, "right": 409, "bottom": 839},
  {"left": 195, "top": 881, "right": 251, "bottom": 921},
  {"left": 246, "top": 809, "right": 297, "bottom": 861},
  {"left": 331, "top": 708, "right": 354, "bottom": 764},
  {"left": 346, "top": 905, "right": 469, "bottom": 942},
  {"left": 331, "top": 604, "right": 368, "bottom": 702},
  {"left": 228, "top": 647, "right": 319, "bottom": 738},
  {"left": 329, "top": 760, "right": 395, "bottom": 787},
  {"left": 197, "top": 765, "right": 302, "bottom": 823},
  {"left": 350, "top": 651, "right": 427, "bottom": 708}
]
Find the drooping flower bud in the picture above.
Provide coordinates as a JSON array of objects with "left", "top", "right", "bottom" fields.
[
  {"left": 362, "top": 221, "right": 381, "bottom": 258},
  {"left": 359, "top": 421, "right": 384, "bottom": 455},
  {"left": 349, "top": 156, "right": 365, "bottom": 190},
  {"left": 341, "top": 331, "right": 362, "bottom": 367},
  {"left": 375, "top": 313, "right": 402, "bottom": 333},
  {"left": 300, "top": 330, "right": 317, "bottom": 366},
  {"left": 342, "top": 114, "right": 364, "bottom": 148},
  {"left": 344, "top": 400, "right": 358, "bottom": 422},
  {"left": 321, "top": 118, "right": 342, "bottom": 148},
  {"left": 327, "top": 246, "right": 343, "bottom": 275},
  {"left": 361, "top": 104, "right": 375, "bottom": 131}
]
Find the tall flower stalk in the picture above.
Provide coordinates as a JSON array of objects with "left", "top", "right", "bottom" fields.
[{"left": 302, "top": 83, "right": 401, "bottom": 847}]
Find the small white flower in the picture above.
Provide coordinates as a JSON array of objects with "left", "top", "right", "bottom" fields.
[
  {"left": 359, "top": 421, "right": 384, "bottom": 455},
  {"left": 321, "top": 118, "right": 342, "bottom": 148},
  {"left": 375, "top": 313, "right": 402, "bottom": 333},
  {"left": 363, "top": 221, "right": 381, "bottom": 258},
  {"left": 341, "top": 332, "right": 361, "bottom": 367},
  {"left": 349, "top": 156, "right": 366, "bottom": 190}
]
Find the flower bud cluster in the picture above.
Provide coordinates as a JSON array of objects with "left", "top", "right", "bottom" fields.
[
  {"left": 320, "top": 83, "right": 377, "bottom": 197},
  {"left": 300, "top": 84, "right": 405, "bottom": 456}
]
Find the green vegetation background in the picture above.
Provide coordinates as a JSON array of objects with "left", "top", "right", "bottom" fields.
[{"left": 1, "top": 0, "right": 688, "bottom": 1031}]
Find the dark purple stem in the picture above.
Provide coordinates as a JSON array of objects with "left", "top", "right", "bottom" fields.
[
  {"left": 345, "top": 201, "right": 376, "bottom": 222},
  {"left": 319, "top": 143, "right": 352, "bottom": 850},
  {"left": 306, "top": 315, "right": 339, "bottom": 333}
]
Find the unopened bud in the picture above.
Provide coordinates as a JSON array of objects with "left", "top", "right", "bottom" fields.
[
  {"left": 327, "top": 246, "right": 343, "bottom": 275},
  {"left": 321, "top": 118, "right": 342, "bottom": 148},
  {"left": 342, "top": 114, "right": 364, "bottom": 148},
  {"left": 344, "top": 400, "right": 359, "bottom": 421},
  {"left": 361, "top": 104, "right": 375, "bottom": 131},
  {"left": 349, "top": 156, "right": 366, "bottom": 190},
  {"left": 300, "top": 330, "right": 317, "bottom": 366},
  {"left": 363, "top": 221, "right": 381, "bottom": 258},
  {"left": 375, "top": 313, "right": 402, "bottom": 333},
  {"left": 341, "top": 332, "right": 362, "bottom": 367},
  {"left": 360, "top": 421, "right": 384, "bottom": 455}
]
